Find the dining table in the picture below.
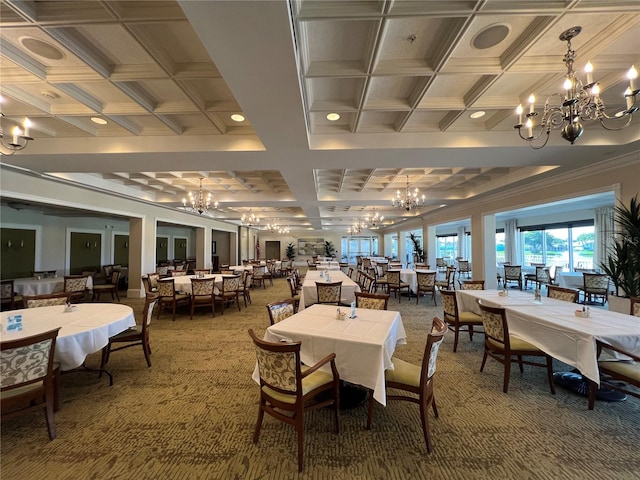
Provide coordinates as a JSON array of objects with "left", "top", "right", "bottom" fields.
[
  {"left": 298, "top": 270, "right": 361, "bottom": 310},
  {"left": 13, "top": 275, "right": 94, "bottom": 296},
  {"left": 0, "top": 303, "right": 135, "bottom": 371},
  {"left": 557, "top": 271, "right": 587, "bottom": 290},
  {"left": 456, "top": 289, "right": 640, "bottom": 386},
  {"left": 165, "top": 274, "right": 237, "bottom": 295},
  {"left": 253, "top": 303, "right": 407, "bottom": 405},
  {"left": 390, "top": 268, "right": 436, "bottom": 294}
]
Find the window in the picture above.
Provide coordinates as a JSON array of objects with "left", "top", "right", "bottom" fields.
[
  {"left": 495, "top": 230, "right": 505, "bottom": 264},
  {"left": 520, "top": 221, "right": 594, "bottom": 271},
  {"left": 341, "top": 236, "right": 378, "bottom": 264},
  {"left": 436, "top": 235, "right": 457, "bottom": 260}
]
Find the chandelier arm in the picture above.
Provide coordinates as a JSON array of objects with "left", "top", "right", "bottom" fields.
[{"left": 598, "top": 114, "right": 634, "bottom": 131}]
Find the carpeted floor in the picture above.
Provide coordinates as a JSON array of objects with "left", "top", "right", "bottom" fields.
[{"left": 2, "top": 275, "right": 639, "bottom": 480}]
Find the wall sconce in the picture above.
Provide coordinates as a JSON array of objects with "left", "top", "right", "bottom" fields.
[
  {"left": 124, "top": 241, "right": 129, "bottom": 248},
  {"left": 85, "top": 241, "right": 91, "bottom": 249},
  {"left": 6, "top": 240, "right": 25, "bottom": 249},
  {"left": 160, "top": 242, "right": 166, "bottom": 248},
  {"left": 180, "top": 242, "right": 186, "bottom": 248}
]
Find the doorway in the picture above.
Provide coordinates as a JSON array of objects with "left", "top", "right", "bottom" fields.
[{"left": 265, "top": 240, "right": 281, "bottom": 260}]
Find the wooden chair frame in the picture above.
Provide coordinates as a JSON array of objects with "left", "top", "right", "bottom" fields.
[
  {"left": 366, "top": 317, "right": 447, "bottom": 453},
  {"left": 249, "top": 329, "right": 340, "bottom": 472},
  {"left": 439, "top": 289, "right": 483, "bottom": 352},
  {"left": 588, "top": 341, "right": 640, "bottom": 410},
  {"left": 1, "top": 328, "right": 61, "bottom": 440},
  {"left": 315, "top": 281, "right": 343, "bottom": 305},
  {"left": 547, "top": 285, "right": 579, "bottom": 303},
  {"left": 354, "top": 291, "right": 389, "bottom": 310},
  {"left": 416, "top": 271, "right": 437, "bottom": 305},
  {"left": 23, "top": 293, "right": 70, "bottom": 308},
  {"left": 478, "top": 302, "right": 555, "bottom": 394},
  {"left": 100, "top": 293, "right": 158, "bottom": 373},
  {"left": 266, "top": 297, "right": 297, "bottom": 325}
]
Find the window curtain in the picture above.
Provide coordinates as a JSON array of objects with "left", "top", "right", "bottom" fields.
[
  {"left": 457, "top": 227, "right": 468, "bottom": 259},
  {"left": 504, "top": 219, "right": 520, "bottom": 265},
  {"left": 594, "top": 206, "right": 614, "bottom": 271}
]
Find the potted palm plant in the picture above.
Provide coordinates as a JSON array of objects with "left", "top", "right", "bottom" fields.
[
  {"left": 600, "top": 195, "right": 640, "bottom": 313},
  {"left": 409, "top": 232, "right": 424, "bottom": 264},
  {"left": 324, "top": 240, "right": 336, "bottom": 259},
  {"left": 286, "top": 242, "right": 296, "bottom": 261}
]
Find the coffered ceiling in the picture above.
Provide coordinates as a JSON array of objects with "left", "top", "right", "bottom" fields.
[{"left": 1, "top": 0, "right": 639, "bottom": 231}]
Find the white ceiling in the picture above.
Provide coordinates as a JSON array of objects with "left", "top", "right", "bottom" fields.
[{"left": 1, "top": 0, "right": 639, "bottom": 231}]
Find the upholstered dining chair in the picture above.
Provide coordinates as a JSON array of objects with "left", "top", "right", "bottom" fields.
[
  {"left": 457, "top": 260, "right": 471, "bottom": 281},
  {"left": 478, "top": 301, "right": 555, "bottom": 394},
  {"left": 156, "top": 265, "right": 169, "bottom": 277},
  {"left": 63, "top": 275, "right": 88, "bottom": 303},
  {"left": 145, "top": 273, "right": 160, "bottom": 293},
  {"left": 547, "top": 285, "right": 579, "bottom": 303},
  {"left": 416, "top": 271, "right": 437, "bottom": 305},
  {"left": 156, "top": 278, "right": 190, "bottom": 321},
  {"left": 214, "top": 275, "right": 242, "bottom": 314},
  {"left": 588, "top": 340, "right": 640, "bottom": 410},
  {"left": 190, "top": 277, "right": 215, "bottom": 319},
  {"left": 503, "top": 265, "right": 523, "bottom": 290},
  {"left": 193, "top": 268, "right": 211, "bottom": 276},
  {"left": 435, "top": 266, "right": 456, "bottom": 291},
  {"left": 92, "top": 270, "right": 121, "bottom": 302},
  {"left": 524, "top": 266, "right": 551, "bottom": 290},
  {"left": 366, "top": 317, "right": 447, "bottom": 453},
  {"left": 170, "top": 270, "right": 188, "bottom": 277},
  {"left": 100, "top": 293, "right": 158, "bottom": 373},
  {"left": 1, "top": 279, "right": 22, "bottom": 310},
  {"left": 439, "top": 289, "right": 483, "bottom": 352},
  {"left": 581, "top": 272, "right": 609, "bottom": 305},
  {"left": 266, "top": 297, "right": 297, "bottom": 325},
  {"left": 460, "top": 280, "right": 485, "bottom": 290},
  {"left": 1, "top": 327, "right": 61, "bottom": 440},
  {"left": 23, "top": 293, "right": 70, "bottom": 308},
  {"left": 286, "top": 276, "right": 301, "bottom": 312},
  {"left": 435, "top": 257, "right": 447, "bottom": 272},
  {"left": 631, "top": 296, "right": 640, "bottom": 317},
  {"left": 354, "top": 291, "right": 389, "bottom": 310},
  {"left": 252, "top": 265, "right": 268, "bottom": 289},
  {"left": 238, "top": 271, "right": 253, "bottom": 308},
  {"left": 315, "top": 281, "right": 342, "bottom": 305},
  {"left": 386, "top": 270, "right": 410, "bottom": 303},
  {"left": 248, "top": 329, "right": 340, "bottom": 473}
]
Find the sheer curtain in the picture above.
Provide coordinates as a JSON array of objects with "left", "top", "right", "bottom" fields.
[
  {"left": 504, "top": 219, "right": 520, "bottom": 265},
  {"left": 594, "top": 206, "right": 615, "bottom": 271},
  {"left": 457, "top": 226, "right": 468, "bottom": 260}
]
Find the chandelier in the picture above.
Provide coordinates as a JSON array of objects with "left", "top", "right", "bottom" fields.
[
  {"left": 182, "top": 178, "right": 218, "bottom": 215},
  {"left": 348, "top": 219, "right": 368, "bottom": 235},
  {"left": 392, "top": 175, "right": 425, "bottom": 211},
  {"left": 241, "top": 209, "right": 260, "bottom": 227},
  {"left": 365, "top": 208, "right": 384, "bottom": 229},
  {"left": 0, "top": 113, "right": 33, "bottom": 155},
  {"left": 514, "top": 26, "right": 637, "bottom": 149},
  {"left": 265, "top": 219, "right": 288, "bottom": 234}
]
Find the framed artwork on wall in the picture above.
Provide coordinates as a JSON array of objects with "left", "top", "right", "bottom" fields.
[{"left": 298, "top": 238, "right": 324, "bottom": 256}]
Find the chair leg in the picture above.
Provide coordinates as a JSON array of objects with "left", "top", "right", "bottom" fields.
[
  {"left": 142, "top": 341, "right": 152, "bottom": 367},
  {"left": 253, "top": 402, "right": 265, "bottom": 443},
  {"left": 53, "top": 366, "right": 61, "bottom": 412},
  {"left": 468, "top": 325, "right": 474, "bottom": 341},
  {"left": 419, "top": 396, "right": 433, "bottom": 453},
  {"left": 99, "top": 345, "right": 110, "bottom": 377},
  {"left": 480, "top": 347, "right": 488, "bottom": 372},
  {"left": 546, "top": 355, "right": 556, "bottom": 395},
  {"left": 45, "top": 395, "right": 57, "bottom": 440},
  {"left": 588, "top": 379, "right": 597, "bottom": 410},
  {"left": 453, "top": 327, "right": 460, "bottom": 353},
  {"left": 503, "top": 358, "right": 511, "bottom": 393}
]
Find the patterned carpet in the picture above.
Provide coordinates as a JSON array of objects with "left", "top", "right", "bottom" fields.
[{"left": 2, "top": 275, "right": 639, "bottom": 480}]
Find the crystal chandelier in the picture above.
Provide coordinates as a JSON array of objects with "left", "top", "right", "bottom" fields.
[
  {"left": 347, "top": 219, "right": 368, "bottom": 235},
  {"left": 514, "top": 26, "right": 637, "bottom": 149},
  {"left": 182, "top": 178, "right": 218, "bottom": 215},
  {"left": 365, "top": 208, "right": 384, "bottom": 229},
  {"left": 278, "top": 225, "right": 290, "bottom": 235},
  {"left": 241, "top": 209, "right": 260, "bottom": 227},
  {"left": 0, "top": 112, "right": 33, "bottom": 155},
  {"left": 392, "top": 175, "right": 425, "bottom": 211}
]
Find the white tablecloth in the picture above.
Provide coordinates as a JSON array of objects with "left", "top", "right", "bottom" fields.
[
  {"left": 557, "top": 272, "right": 585, "bottom": 289},
  {"left": 168, "top": 274, "right": 234, "bottom": 295},
  {"left": 316, "top": 261, "right": 340, "bottom": 269},
  {"left": 390, "top": 269, "right": 436, "bottom": 294},
  {"left": 299, "top": 271, "right": 361, "bottom": 309},
  {"left": 13, "top": 276, "right": 94, "bottom": 296},
  {"left": 254, "top": 304, "right": 407, "bottom": 405},
  {"left": 1, "top": 303, "right": 135, "bottom": 370},
  {"left": 457, "top": 290, "right": 640, "bottom": 385}
]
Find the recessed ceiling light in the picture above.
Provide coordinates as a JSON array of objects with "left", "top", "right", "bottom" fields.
[
  {"left": 91, "top": 117, "right": 107, "bottom": 125},
  {"left": 231, "top": 114, "right": 245, "bottom": 122},
  {"left": 326, "top": 113, "right": 340, "bottom": 121},
  {"left": 470, "top": 111, "right": 486, "bottom": 119},
  {"left": 20, "top": 37, "right": 64, "bottom": 60}
]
